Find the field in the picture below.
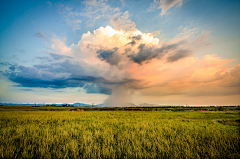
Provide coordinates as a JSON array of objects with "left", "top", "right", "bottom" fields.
[{"left": 0, "top": 106, "right": 239, "bottom": 158}]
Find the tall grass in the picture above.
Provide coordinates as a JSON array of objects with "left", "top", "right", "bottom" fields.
[{"left": 0, "top": 110, "right": 239, "bottom": 158}]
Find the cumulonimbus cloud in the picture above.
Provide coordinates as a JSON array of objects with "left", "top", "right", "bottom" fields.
[{"left": 2, "top": 25, "right": 239, "bottom": 106}]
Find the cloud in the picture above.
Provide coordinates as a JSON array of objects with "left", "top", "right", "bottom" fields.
[
  {"left": 35, "top": 31, "right": 46, "bottom": 38},
  {"left": 152, "top": 0, "right": 183, "bottom": 16},
  {"left": 65, "top": 17, "right": 82, "bottom": 31},
  {"left": 34, "top": 31, "right": 73, "bottom": 58},
  {"left": 81, "top": 27, "right": 188, "bottom": 65},
  {"left": 120, "top": 0, "right": 125, "bottom": 7},
  {"left": 128, "top": 42, "right": 189, "bottom": 64},
  {"left": 58, "top": 5, "right": 82, "bottom": 30},
  {"left": 73, "top": 26, "right": 210, "bottom": 87},
  {"left": 0, "top": 62, "right": 11, "bottom": 66},
  {"left": 61, "top": 6, "right": 82, "bottom": 31},
  {"left": 2, "top": 59, "right": 126, "bottom": 95},
  {"left": 49, "top": 53, "right": 73, "bottom": 60},
  {"left": 83, "top": 0, "right": 100, "bottom": 6},
  {"left": 21, "top": 89, "right": 33, "bottom": 91},
  {"left": 19, "top": 49, "right": 25, "bottom": 53},
  {"left": 97, "top": 47, "right": 121, "bottom": 65},
  {"left": 110, "top": 11, "right": 136, "bottom": 31},
  {"left": 35, "top": 56, "right": 53, "bottom": 62},
  {"left": 0, "top": 63, "right": 18, "bottom": 71},
  {"left": 50, "top": 35, "right": 72, "bottom": 56},
  {"left": 58, "top": 1, "right": 110, "bottom": 29},
  {"left": 81, "top": 26, "right": 239, "bottom": 98},
  {"left": 3, "top": 24, "right": 240, "bottom": 106},
  {"left": 35, "top": 53, "right": 72, "bottom": 62},
  {"left": 47, "top": 1, "right": 52, "bottom": 6},
  {"left": 2, "top": 63, "right": 107, "bottom": 90},
  {"left": 129, "top": 44, "right": 163, "bottom": 64},
  {"left": 132, "top": 35, "right": 142, "bottom": 40},
  {"left": 83, "top": 83, "right": 111, "bottom": 94},
  {"left": 59, "top": 0, "right": 135, "bottom": 31},
  {"left": 8, "top": 64, "right": 18, "bottom": 71},
  {"left": 167, "top": 49, "right": 192, "bottom": 62},
  {"left": 140, "top": 55, "right": 239, "bottom": 97}
]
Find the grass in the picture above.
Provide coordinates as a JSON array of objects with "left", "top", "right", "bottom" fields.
[{"left": 0, "top": 108, "right": 239, "bottom": 158}]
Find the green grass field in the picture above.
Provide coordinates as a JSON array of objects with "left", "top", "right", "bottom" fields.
[{"left": 0, "top": 107, "right": 239, "bottom": 158}]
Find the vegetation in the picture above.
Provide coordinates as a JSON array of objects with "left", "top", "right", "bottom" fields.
[
  {"left": 0, "top": 105, "right": 239, "bottom": 112},
  {"left": 0, "top": 107, "right": 239, "bottom": 158}
]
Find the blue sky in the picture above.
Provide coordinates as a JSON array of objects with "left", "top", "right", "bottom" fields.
[{"left": 0, "top": 0, "right": 239, "bottom": 106}]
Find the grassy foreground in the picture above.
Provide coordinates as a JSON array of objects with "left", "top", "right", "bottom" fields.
[{"left": 0, "top": 109, "right": 239, "bottom": 158}]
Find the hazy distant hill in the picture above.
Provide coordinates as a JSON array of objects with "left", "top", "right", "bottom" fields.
[
  {"left": 138, "top": 103, "right": 159, "bottom": 107},
  {"left": 0, "top": 103, "right": 104, "bottom": 107}
]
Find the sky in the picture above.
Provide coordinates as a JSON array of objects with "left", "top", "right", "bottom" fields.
[{"left": 0, "top": 0, "right": 239, "bottom": 106}]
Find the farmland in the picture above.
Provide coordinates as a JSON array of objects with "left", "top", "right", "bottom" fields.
[{"left": 0, "top": 106, "right": 239, "bottom": 158}]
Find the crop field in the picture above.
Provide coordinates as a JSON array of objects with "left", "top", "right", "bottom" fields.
[{"left": 0, "top": 107, "right": 239, "bottom": 158}]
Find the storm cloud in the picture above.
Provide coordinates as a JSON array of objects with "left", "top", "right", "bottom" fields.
[
  {"left": 2, "top": 60, "right": 114, "bottom": 94},
  {"left": 1, "top": 25, "right": 239, "bottom": 106},
  {"left": 97, "top": 47, "right": 121, "bottom": 65},
  {"left": 129, "top": 41, "right": 187, "bottom": 64},
  {"left": 167, "top": 49, "right": 192, "bottom": 62},
  {"left": 2, "top": 58, "right": 138, "bottom": 95}
]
